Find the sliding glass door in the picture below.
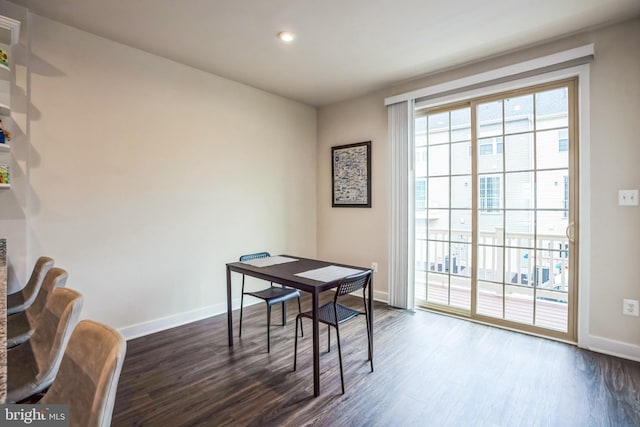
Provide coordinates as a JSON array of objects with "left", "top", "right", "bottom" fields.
[
  {"left": 414, "top": 79, "right": 577, "bottom": 341},
  {"left": 415, "top": 105, "right": 473, "bottom": 313}
]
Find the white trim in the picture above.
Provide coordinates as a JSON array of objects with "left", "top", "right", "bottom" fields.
[
  {"left": 373, "top": 289, "right": 389, "bottom": 303},
  {"left": 407, "top": 104, "right": 416, "bottom": 310},
  {"left": 575, "top": 64, "right": 591, "bottom": 350},
  {"left": 0, "top": 15, "right": 21, "bottom": 45},
  {"left": 385, "top": 44, "right": 594, "bottom": 106},
  {"left": 119, "top": 292, "right": 391, "bottom": 341},
  {"left": 118, "top": 298, "right": 256, "bottom": 341},
  {"left": 25, "top": 11, "right": 32, "bottom": 284},
  {"left": 580, "top": 334, "right": 640, "bottom": 363},
  {"left": 406, "top": 64, "right": 593, "bottom": 348},
  {"left": 415, "top": 65, "right": 589, "bottom": 111},
  {"left": 118, "top": 303, "right": 227, "bottom": 340}
]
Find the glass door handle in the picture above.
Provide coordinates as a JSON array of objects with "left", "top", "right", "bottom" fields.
[{"left": 565, "top": 222, "right": 575, "bottom": 244}]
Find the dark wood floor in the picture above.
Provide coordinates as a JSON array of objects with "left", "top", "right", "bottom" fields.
[{"left": 112, "top": 293, "right": 640, "bottom": 426}]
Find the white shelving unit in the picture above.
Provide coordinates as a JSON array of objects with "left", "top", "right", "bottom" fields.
[
  {"left": 0, "top": 16, "right": 19, "bottom": 190},
  {"left": 0, "top": 141, "right": 8, "bottom": 190},
  {"left": 0, "top": 51, "right": 9, "bottom": 116},
  {"left": 0, "top": 152, "right": 8, "bottom": 188},
  {"left": 0, "top": 63, "right": 9, "bottom": 187}
]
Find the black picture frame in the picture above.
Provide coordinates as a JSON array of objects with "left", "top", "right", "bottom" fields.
[{"left": 332, "top": 141, "right": 371, "bottom": 208}]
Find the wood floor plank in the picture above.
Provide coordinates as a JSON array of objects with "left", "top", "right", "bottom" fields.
[{"left": 112, "top": 293, "right": 640, "bottom": 426}]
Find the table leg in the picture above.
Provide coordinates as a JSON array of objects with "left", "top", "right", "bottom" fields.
[
  {"left": 312, "top": 290, "right": 320, "bottom": 397},
  {"left": 227, "top": 266, "right": 233, "bottom": 347},
  {"left": 369, "top": 274, "right": 373, "bottom": 357}
]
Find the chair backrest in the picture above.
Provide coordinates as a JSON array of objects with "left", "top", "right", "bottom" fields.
[
  {"left": 30, "top": 287, "right": 84, "bottom": 390},
  {"left": 42, "top": 320, "right": 127, "bottom": 427},
  {"left": 335, "top": 270, "right": 372, "bottom": 299},
  {"left": 20, "top": 256, "right": 55, "bottom": 305},
  {"left": 239, "top": 252, "right": 271, "bottom": 261},
  {"left": 6, "top": 287, "right": 83, "bottom": 403},
  {"left": 26, "top": 267, "right": 68, "bottom": 324}
]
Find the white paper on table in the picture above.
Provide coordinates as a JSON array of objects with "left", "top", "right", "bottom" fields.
[
  {"left": 294, "top": 265, "right": 364, "bottom": 282},
  {"left": 240, "top": 256, "right": 299, "bottom": 267}
]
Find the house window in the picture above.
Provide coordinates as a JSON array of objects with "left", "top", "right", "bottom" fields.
[
  {"left": 558, "top": 129, "right": 568, "bottom": 152},
  {"left": 479, "top": 137, "right": 503, "bottom": 155},
  {"left": 416, "top": 179, "right": 426, "bottom": 210},
  {"left": 479, "top": 176, "right": 501, "bottom": 212},
  {"left": 479, "top": 143, "right": 493, "bottom": 155}
]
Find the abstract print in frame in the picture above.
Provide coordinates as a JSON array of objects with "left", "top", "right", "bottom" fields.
[{"left": 332, "top": 141, "right": 371, "bottom": 208}]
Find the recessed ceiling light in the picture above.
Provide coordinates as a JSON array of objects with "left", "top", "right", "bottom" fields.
[{"left": 277, "top": 31, "right": 295, "bottom": 42}]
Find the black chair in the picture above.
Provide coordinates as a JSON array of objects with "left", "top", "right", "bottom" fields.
[
  {"left": 239, "top": 252, "right": 303, "bottom": 352},
  {"left": 293, "top": 270, "right": 373, "bottom": 394}
]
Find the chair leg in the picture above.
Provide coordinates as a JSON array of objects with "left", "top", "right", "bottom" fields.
[
  {"left": 281, "top": 301, "right": 286, "bottom": 325},
  {"left": 327, "top": 325, "right": 331, "bottom": 352},
  {"left": 297, "top": 297, "right": 304, "bottom": 337},
  {"left": 267, "top": 304, "right": 272, "bottom": 353},
  {"left": 364, "top": 313, "right": 373, "bottom": 372},
  {"left": 293, "top": 315, "right": 301, "bottom": 371},
  {"left": 364, "top": 300, "right": 374, "bottom": 372},
  {"left": 335, "top": 325, "right": 345, "bottom": 394}
]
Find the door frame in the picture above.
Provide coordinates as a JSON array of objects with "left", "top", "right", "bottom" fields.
[{"left": 411, "top": 65, "right": 591, "bottom": 344}]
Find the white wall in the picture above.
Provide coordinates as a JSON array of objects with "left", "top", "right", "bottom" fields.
[
  {"left": 317, "top": 92, "right": 389, "bottom": 301},
  {"left": 317, "top": 18, "right": 640, "bottom": 360},
  {"left": 587, "top": 18, "right": 640, "bottom": 349},
  {"left": 10, "top": 12, "right": 317, "bottom": 332}
]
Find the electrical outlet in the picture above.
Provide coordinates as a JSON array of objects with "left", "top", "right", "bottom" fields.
[
  {"left": 623, "top": 299, "right": 639, "bottom": 317},
  {"left": 618, "top": 189, "right": 639, "bottom": 206},
  {"left": 371, "top": 262, "right": 378, "bottom": 273}
]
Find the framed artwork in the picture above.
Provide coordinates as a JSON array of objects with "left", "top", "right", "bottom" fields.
[{"left": 332, "top": 141, "right": 371, "bottom": 208}]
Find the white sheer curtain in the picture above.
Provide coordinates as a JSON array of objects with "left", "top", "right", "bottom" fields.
[{"left": 387, "top": 100, "right": 414, "bottom": 309}]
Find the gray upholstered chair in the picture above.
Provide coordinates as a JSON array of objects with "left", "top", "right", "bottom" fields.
[
  {"left": 7, "top": 287, "right": 84, "bottom": 403},
  {"left": 41, "top": 320, "right": 127, "bottom": 427},
  {"left": 7, "top": 256, "right": 55, "bottom": 315},
  {"left": 7, "top": 267, "right": 68, "bottom": 348}
]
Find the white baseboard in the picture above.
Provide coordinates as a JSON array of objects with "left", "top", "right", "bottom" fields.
[
  {"left": 118, "top": 304, "right": 225, "bottom": 340},
  {"left": 579, "top": 334, "right": 640, "bottom": 362},
  {"left": 118, "top": 298, "right": 254, "bottom": 340},
  {"left": 119, "top": 291, "right": 390, "bottom": 341},
  {"left": 373, "top": 290, "right": 388, "bottom": 303}
]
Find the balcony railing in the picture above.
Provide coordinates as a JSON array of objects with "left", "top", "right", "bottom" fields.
[
  {"left": 415, "top": 227, "right": 570, "bottom": 331},
  {"left": 416, "top": 227, "right": 569, "bottom": 290}
]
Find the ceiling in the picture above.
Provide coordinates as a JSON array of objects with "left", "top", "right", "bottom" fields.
[{"left": 7, "top": 0, "right": 640, "bottom": 106}]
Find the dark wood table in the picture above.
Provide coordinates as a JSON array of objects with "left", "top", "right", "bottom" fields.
[{"left": 226, "top": 255, "right": 373, "bottom": 397}]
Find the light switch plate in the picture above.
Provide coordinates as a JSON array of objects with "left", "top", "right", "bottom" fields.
[{"left": 618, "top": 189, "right": 639, "bottom": 206}]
